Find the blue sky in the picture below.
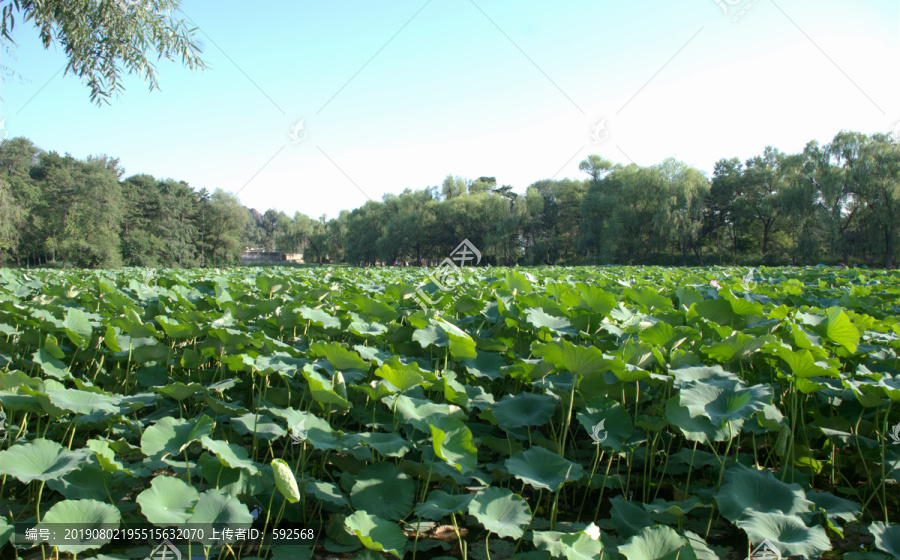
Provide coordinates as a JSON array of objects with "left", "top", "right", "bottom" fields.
[{"left": 1, "top": 0, "right": 898, "bottom": 219}]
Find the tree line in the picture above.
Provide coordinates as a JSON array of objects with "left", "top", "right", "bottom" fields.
[
  {"left": 2, "top": 130, "right": 899, "bottom": 269},
  {"left": 0, "top": 138, "right": 248, "bottom": 268},
  {"left": 263, "top": 130, "right": 900, "bottom": 269}
]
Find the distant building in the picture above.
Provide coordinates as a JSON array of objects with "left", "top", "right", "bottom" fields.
[{"left": 240, "top": 248, "right": 304, "bottom": 264}]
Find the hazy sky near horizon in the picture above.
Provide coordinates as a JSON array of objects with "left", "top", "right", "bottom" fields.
[{"left": 1, "top": 0, "right": 898, "bottom": 219}]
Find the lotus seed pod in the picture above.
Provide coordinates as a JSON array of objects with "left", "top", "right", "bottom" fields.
[{"left": 271, "top": 459, "right": 301, "bottom": 503}]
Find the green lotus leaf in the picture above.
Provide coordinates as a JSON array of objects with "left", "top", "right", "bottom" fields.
[
  {"left": 575, "top": 396, "right": 634, "bottom": 451},
  {"left": 301, "top": 366, "right": 351, "bottom": 409},
  {"left": 156, "top": 315, "right": 195, "bottom": 338},
  {"left": 724, "top": 291, "right": 764, "bottom": 316},
  {"left": 350, "top": 462, "right": 415, "bottom": 521},
  {"left": 309, "top": 341, "right": 368, "bottom": 370},
  {"left": 870, "top": 521, "right": 900, "bottom": 558},
  {"left": 736, "top": 511, "right": 831, "bottom": 558},
  {"left": 197, "top": 452, "right": 265, "bottom": 497},
  {"left": 46, "top": 457, "right": 118, "bottom": 499},
  {"left": 345, "top": 511, "right": 406, "bottom": 558},
  {"left": 572, "top": 282, "right": 617, "bottom": 315},
  {"left": 609, "top": 495, "right": 655, "bottom": 539},
  {"left": 353, "top": 294, "right": 399, "bottom": 322},
  {"left": 669, "top": 365, "right": 737, "bottom": 385},
  {"left": 504, "top": 270, "right": 533, "bottom": 294},
  {"left": 532, "top": 339, "right": 613, "bottom": 377},
  {"left": 533, "top": 529, "right": 605, "bottom": 560},
  {"left": 63, "top": 308, "right": 93, "bottom": 349},
  {"left": 0, "top": 518, "right": 11, "bottom": 550},
  {"left": 298, "top": 305, "right": 341, "bottom": 329},
  {"left": 38, "top": 499, "right": 121, "bottom": 554},
  {"left": 822, "top": 306, "right": 859, "bottom": 353},
  {"left": 231, "top": 413, "right": 286, "bottom": 441},
  {"left": 412, "top": 324, "right": 447, "bottom": 349},
  {"left": 432, "top": 318, "right": 478, "bottom": 360},
  {"left": 188, "top": 488, "right": 254, "bottom": 525},
  {"left": 617, "top": 525, "right": 697, "bottom": 560},
  {"left": 348, "top": 432, "right": 413, "bottom": 457},
  {"left": 141, "top": 415, "right": 214, "bottom": 460},
  {"left": 136, "top": 475, "right": 200, "bottom": 525},
  {"left": 691, "top": 298, "right": 736, "bottom": 326},
  {"left": 525, "top": 307, "right": 577, "bottom": 337},
  {"left": 428, "top": 414, "right": 477, "bottom": 473},
  {"left": 349, "top": 318, "right": 386, "bottom": 341},
  {"left": 155, "top": 382, "right": 205, "bottom": 401},
  {"left": 468, "top": 486, "right": 531, "bottom": 539},
  {"left": 491, "top": 392, "right": 556, "bottom": 429},
  {"left": 715, "top": 464, "right": 814, "bottom": 523},
  {"left": 384, "top": 394, "right": 463, "bottom": 431},
  {"left": 375, "top": 359, "right": 425, "bottom": 392},
  {"left": 0, "top": 370, "right": 38, "bottom": 390},
  {"left": 414, "top": 490, "right": 474, "bottom": 520},
  {"left": 665, "top": 398, "right": 733, "bottom": 443},
  {"left": 702, "top": 332, "right": 774, "bottom": 363},
  {"left": 301, "top": 477, "right": 349, "bottom": 507},
  {"left": 31, "top": 348, "right": 71, "bottom": 380},
  {"left": 807, "top": 490, "right": 861, "bottom": 523},
  {"left": 461, "top": 351, "right": 507, "bottom": 381},
  {"left": 47, "top": 389, "right": 120, "bottom": 415},
  {"left": 0, "top": 438, "right": 86, "bottom": 483},
  {"left": 669, "top": 376, "right": 772, "bottom": 440},
  {"left": 199, "top": 436, "right": 259, "bottom": 474},
  {"left": 505, "top": 445, "right": 583, "bottom": 492}
]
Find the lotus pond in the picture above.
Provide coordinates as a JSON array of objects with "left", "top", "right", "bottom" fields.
[{"left": 0, "top": 266, "right": 899, "bottom": 560}]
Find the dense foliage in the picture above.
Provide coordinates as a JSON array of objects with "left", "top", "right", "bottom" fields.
[
  {"left": 1, "top": 0, "right": 205, "bottom": 104},
  {"left": 4, "top": 130, "right": 900, "bottom": 270},
  {"left": 0, "top": 265, "right": 898, "bottom": 559},
  {"left": 0, "top": 138, "right": 249, "bottom": 268}
]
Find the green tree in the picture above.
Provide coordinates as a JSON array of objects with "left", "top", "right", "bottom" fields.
[
  {"left": 578, "top": 154, "right": 614, "bottom": 182},
  {"left": 578, "top": 159, "right": 624, "bottom": 262},
  {"left": 704, "top": 158, "right": 746, "bottom": 261},
  {"left": 201, "top": 189, "right": 248, "bottom": 266},
  {"left": 29, "top": 155, "right": 125, "bottom": 267},
  {"left": 523, "top": 179, "right": 585, "bottom": 264},
  {"left": 779, "top": 151, "right": 822, "bottom": 265},
  {"left": 0, "top": 138, "right": 41, "bottom": 265},
  {"left": 468, "top": 176, "right": 496, "bottom": 194},
  {"left": 741, "top": 146, "right": 788, "bottom": 258},
  {"left": 0, "top": 178, "right": 26, "bottom": 257},
  {"left": 487, "top": 192, "right": 529, "bottom": 265},
  {"left": 652, "top": 159, "right": 709, "bottom": 265},
  {"left": 345, "top": 201, "right": 386, "bottom": 265},
  {"left": 157, "top": 179, "right": 199, "bottom": 267},
  {"left": 1, "top": 0, "right": 206, "bottom": 104},
  {"left": 120, "top": 174, "right": 164, "bottom": 267},
  {"left": 377, "top": 188, "right": 435, "bottom": 265},
  {"left": 822, "top": 131, "right": 869, "bottom": 260},
  {"left": 440, "top": 174, "right": 468, "bottom": 200},
  {"left": 851, "top": 134, "right": 900, "bottom": 268}
]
